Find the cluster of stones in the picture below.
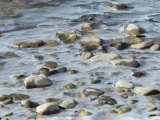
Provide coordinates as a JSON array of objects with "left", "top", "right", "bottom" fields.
[{"left": 1, "top": 1, "right": 160, "bottom": 120}]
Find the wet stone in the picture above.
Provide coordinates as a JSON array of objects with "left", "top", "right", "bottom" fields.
[
  {"left": 21, "top": 100, "right": 39, "bottom": 108},
  {"left": 14, "top": 74, "right": 26, "bottom": 80},
  {"left": 2, "top": 51, "right": 19, "bottom": 58},
  {"left": 115, "top": 80, "right": 134, "bottom": 89},
  {"left": 38, "top": 68, "right": 50, "bottom": 76},
  {"left": 132, "top": 72, "right": 145, "bottom": 78},
  {"left": 34, "top": 55, "right": 44, "bottom": 61},
  {"left": 67, "top": 70, "right": 78, "bottom": 74},
  {"left": 90, "top": 79, "right": 101, "bottom": 84},
  {"left": 134, "top": 87, "right": 160, "bottom": 96},
  {"left": 78, "top": 92, "right": 87, "bottom": 98},
  {"left": 118, "top": 107, "right": 132, "bottom": 114},
  {"left": 124, "top": 36, "right": 143, "bottom": 45},
  {"left": 77, "top": 109, "right": 92, "bottom": 116},
  {"left": 0, "top": 95, "right": 9, "bottom": 101},
  {"left": 63, "top": 83, "right": 76, "bottom": 89},
  {"left": 44, "top": 61, "right": 57, "bottom": 69},
  {"left": 3, "top": 98, "right": 13, "bottom": 105},
  {"left": 109, "top": 40, "right": 128, "bottom": 50},
  {"left": 80, "top": 52, "right": 93, "bottom": 59},
  {"left": 98, "top": 97, "right": 117, "bottom": 105},
  {"left": 36, "top": 102, "right": 60, "bottom": 115},
  {"left": 103, "top": 2, "right": 128, "bottom": 10},
  {"left": 17, "top": 62, "right": 25, "bottom": 66},
  {"left": 83, "top": 88, "right": 104, "bottom": 96},
  {"left": 44, "top": 98, "right": 62, "bottom": 104},
  {"left": 114, "top": 89, "right": 125, "bottom": 94},
  {"left": 120, "top": 93, "right": 128, "bottom": 99},
  {"left": 59, "top": 99, "right": 77, "bottom": 109},
  {"left": 9, "top": 93, "right": 29, "bottom": 101},
  {"left": 44, "top": 40, "right": 59, "bottom": 47},
  {"left": 127, "top": 100, "right": 138, "bottom": 104},
  {"left": 109, "top": 110, "right": 118, "bottom": 114},
  {"left": 4, "top": 112, "right": 13, "bottom": 117}
]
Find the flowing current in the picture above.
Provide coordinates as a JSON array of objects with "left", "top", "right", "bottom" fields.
[{"left": 0, "top": 0, "right": 160, "bottom": 120}]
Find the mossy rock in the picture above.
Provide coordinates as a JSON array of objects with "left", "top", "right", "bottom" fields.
[
  {"left": 109, "top": 40, "right": 128, "bottom": 50},
  {"left": 44, "top": 40, "right": 60, "bottom": 47},
  {"left": 118, "top": 107, "right": 131, "bottom": 114},
  {"left": 14, "top": 40, "right": 45, "bottom": 48},
  {"left": 56, "top": 32, "right": 77, "bottom": 44}
]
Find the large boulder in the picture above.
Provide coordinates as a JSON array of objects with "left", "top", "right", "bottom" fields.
[
  {"left": 56, "top": 32, "right": 77, "bottom": 44},
  {"left": 134, "top": 87, "right": 159, "bottom": 96},
  {"left": 123, "top": 36, "right": 143, "bottom": 45},
  {"left": 36, "top": 102, "right": 60, "bottom": 115},
  {"left": 109, "top": 59, "right": 140, "bottom": 68},
  {"left": 115, "top": 80, "right": 134, "bottom": 89},
  {"left": 131, "top": 40, "right": 154, "bottom": 49},
  {"left": 121, "top": 23, "right": 141, "bottom": 35},
  {"left": 90, "top": 53, "right": 121, "bottom": 62},
  {"left": 24, "top": 74, "right": 53, "bottom": 89},
  {"left": 79, "top": 37, "right": 102, "bottom": 51},
  {"left": 103, "top": 2, "right": 128, "bottom": 10}
]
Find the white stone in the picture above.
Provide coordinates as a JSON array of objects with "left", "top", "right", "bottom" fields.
[
  {"left": 24, "top": 74, "right": 53, "bottom": 88},
  {"left": 131, "top": 40, "right": 154, "bottom": 49},
  {"left": 115, "top": 80, "right": 134, "bottom": 89},
  {"left": 36, "top": 102, "right": 59, "bottom": 115},
  {"left": 80, "top": 37, "right": 101, "bottom": 44},
  {"left": 126, "top": 24, "right": 139, "bottom": 31},
  {"left": 134, "top": 87, "right": 159, "bottom": 96},
  {"left": 150, "top": 44, "right": 160, "bottom": 51},
  {"left": 59, "top": 99, "right": 76, "bottom": 109},
  {"left": 90, "top": 53, "right": 121, "bottom": 62}
]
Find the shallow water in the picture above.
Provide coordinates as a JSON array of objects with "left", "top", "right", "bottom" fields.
[{"left": 0, "top": 0, "right": 160, "bottom": 120}]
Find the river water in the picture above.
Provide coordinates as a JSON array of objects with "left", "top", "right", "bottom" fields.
[{"left": 0, "top": 0, "right": 160, "bottom": 120}]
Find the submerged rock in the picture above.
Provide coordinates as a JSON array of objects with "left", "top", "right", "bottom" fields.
[
  {"left": 81, "top": 22, "right": 101, "bottom": 30},
  {"left": 83, "top": 88, "right": 104, "bottom": 96},
  {"left": 103, "top": 2, "right": 128, "bottom": 10},
  {"left": 56, "top": 32, "right": 77, "bottom": 44},
  {"left": 131, "top": 40, "right": 154, "bottom": 49},
  {"left": 14, "top": 40, "right": 45, "bottom": 48},
  {"left": 98, "top": 97, "right": 117, "bottom": 105},
  {"left": 36, "top": 102, "right": 60, "bottom": 115},
  {"left": 79, "top": 37, "right": 102, "bottom": 51},
  {"left": 9, "top": 93, "right": 29, "bottom": 101},
  {"left": 2, "top": 51, "right": 19, "bottom": 58},
  {"left": 121, "top": 23, "right": 141, "bottom": 35},
  {"left": 115, "top": 80, "right": 134, "bottom": 89},
  {"left": 59, "top": 99, "right": 76, "bottom": 109},
  {"left": 134, "top": 87, "right": 160, "bottom": 96},
  {"left": 109, "top": 40, "right": 128, "bottom": 50},
  {"left": 109, "top": 59, "right": 140, "bottom": 68},
  {"left": 44, "top": 40, "right": 60, "bottom": 47},
  {"left": 24, "top": 74, "right": 53, "bottom": 89},
  {"left": 123, "top": 36, "right": 143, "bottom": 45},
  {"left": 90, "top": 53, "right": 121, "bottom": 62}
]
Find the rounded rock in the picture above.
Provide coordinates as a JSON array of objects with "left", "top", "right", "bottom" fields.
[
  {"left": 115, "top": 80, "right": 134, "bottom": 89},
  {"left": 36, "top": 102, "right": 60, "bottom": 115},
  {"left": 59, "top": 99, "right": 76, "bottom": 109},
  {"left": 44, "top": 61, "right": 57, "bottom": 69}
]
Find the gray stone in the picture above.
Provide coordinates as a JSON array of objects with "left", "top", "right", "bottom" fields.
[
  {"left": 83, "top": 88, "right": 104, "bottom": 96},
  {"left": 123, "top": 36, "right": 143, "bottom": 45},
  {"left": 90, "top": 53, "right": 121, "bottom": 62},
  {"left": 131, "top": 40, "right": 154, "bottom": 49},
  {"left": 150, "top": 45, "right": 160, "bottom": 51},
  {"left": 115, "top": 80, "right": 134, "bottom": 89},
  {"left": 134, "top": 87, "right": 159, "bottom": 96},
  {"left": 109, "top": 59, "right": 140, "bottom": 68},
  {"left": 36, "top": 102, "right": 60, "bottom": 115},
  {"left": 59, "top": 99, "right": 76, "bottom": 109}
]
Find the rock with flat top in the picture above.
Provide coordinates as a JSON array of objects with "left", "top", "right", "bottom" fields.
[
  {"left": 150, "top": 45, "right": 160, "bottom": 51},
  {"left": 109, "top": 59, "right": 140, "bottom": 68},
  {"left": 134, "top": 87, "right": 159, "bottom": 96},
  {"left": 59, "top": 99, "right": 76, "bottom": 109},
  {"left": 131, "top": 40, "right": 154, "bottom": 49},
  {"left": 90, "top": 53, "right": 121, "bottom": 62}
]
